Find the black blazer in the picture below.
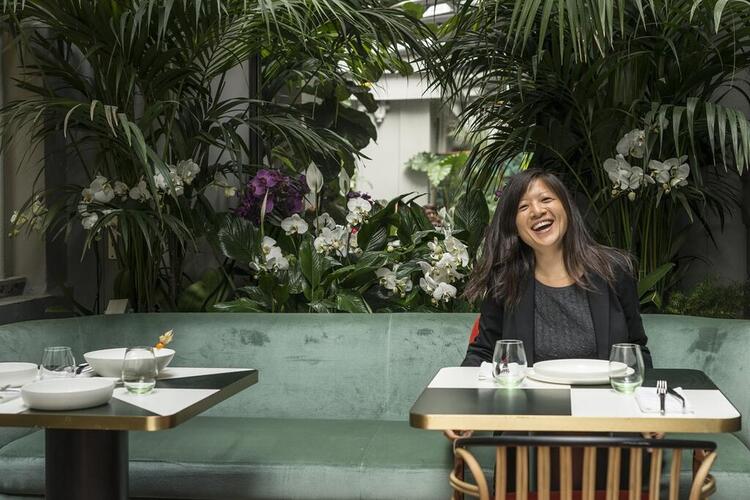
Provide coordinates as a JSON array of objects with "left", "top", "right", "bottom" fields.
[{"left": 462, "top": 269, "right": 652, "bottom": 368}]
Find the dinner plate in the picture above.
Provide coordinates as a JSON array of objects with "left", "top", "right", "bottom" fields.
[
  {"left": 526, "top": 368, "right": 610, "bottom": 385},
  {"left": 533, "top": 359, "right": 626, "bottom": 382},
  {"left": 21, "top": 378, "right": 114, "bottom": 411},
  {"left": 0, "top": 362, "right": 38, "bottom": 387}
]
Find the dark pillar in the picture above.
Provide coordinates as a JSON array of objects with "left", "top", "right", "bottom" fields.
[{"left": 45, "top": 429, "right": 128, "bottom": 500}]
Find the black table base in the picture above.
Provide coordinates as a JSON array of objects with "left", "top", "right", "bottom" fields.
[{"left": 45, "top": 429, "right": 128, "bottom": 500}]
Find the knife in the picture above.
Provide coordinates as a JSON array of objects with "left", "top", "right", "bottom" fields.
[{"left": 667, "top": 388, "right": 686, "bottom": 409}]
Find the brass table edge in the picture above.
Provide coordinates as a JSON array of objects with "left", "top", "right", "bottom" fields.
[
  {"left": 0, "top": 369, "right": 259, "bottom": 431},
  {"left": 409, "top": 413, "right": 741, "bottom": 433}
]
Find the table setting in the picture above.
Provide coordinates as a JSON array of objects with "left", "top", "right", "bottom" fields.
[
  {"left": 410, "top": 339, "right": 740, "bottom": 432},
  {"left": 0, "top": 330, "right": 178, "bottom": 414}
]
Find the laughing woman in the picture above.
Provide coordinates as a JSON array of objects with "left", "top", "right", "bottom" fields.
[{"left": 462, "top": 168, "right": 652, "bottom": 369}]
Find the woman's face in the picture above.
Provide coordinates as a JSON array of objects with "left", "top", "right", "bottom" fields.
[{"left": 514, "top": 179, "right": 568, "bottom": 254}]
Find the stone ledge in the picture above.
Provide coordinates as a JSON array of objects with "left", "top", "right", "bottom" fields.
[{"left": 0, "top": 294, "right": 74, "bottom": 325}]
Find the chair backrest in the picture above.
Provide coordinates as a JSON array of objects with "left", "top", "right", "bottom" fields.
[{"left": 450, "top": 435, "right": 717, "bottom": 500}]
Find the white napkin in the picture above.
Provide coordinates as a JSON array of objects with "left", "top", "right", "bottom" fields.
[
  {"left": 635, "top": 386, "right": 692, "bottom": 414},
  {"left": 478, "top": 362, "right": 494, "bottom": 380},
  {"left": 0, "top": 391, "right": 21, "bottom": 404}
]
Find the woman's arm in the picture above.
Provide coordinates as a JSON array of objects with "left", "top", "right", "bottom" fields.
[
  {"left": 615, "top": 267, "right": 653, "bottom": 368},
  {"left": 461, "top": 295, "right": 504, "bottom": 366}
]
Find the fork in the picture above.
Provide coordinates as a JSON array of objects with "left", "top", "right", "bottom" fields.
[{"left": 656, "top": 380, "right": 667, "bottom": 415}]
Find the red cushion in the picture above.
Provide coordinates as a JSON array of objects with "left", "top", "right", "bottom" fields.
[{"left": 469, "top": 316, "right": 480, "bottom": 344}]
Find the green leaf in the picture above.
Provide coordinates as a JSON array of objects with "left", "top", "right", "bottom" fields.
[
  {"left": 176, "top": 268, "right": 227, "bottom": 312},
  {"left": 212, "top": 298, "right": 268, "bottom": 313},
  {"left": 637, "top": 263, "right": 675, "bottom": 300},
  {"left": 335, "top": 291, "right": 371, "bottom": 313},
  {"left": 217, "top": 217, "right": 259, "bottom": 263},
  {"left": 454, "top": 189, "right": 489, "bottom": 252},
  {"left": 299, "top": 238, "right": 325, "bottom": 290}
]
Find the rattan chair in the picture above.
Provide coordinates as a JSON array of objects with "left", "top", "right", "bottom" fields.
[{"left": 450, "top": 435, "right": 717, "bottom": 500}]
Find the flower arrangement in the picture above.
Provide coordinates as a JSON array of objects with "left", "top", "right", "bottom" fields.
[{"left": 211, "top": 168, "right": 489, "bottom": 313}]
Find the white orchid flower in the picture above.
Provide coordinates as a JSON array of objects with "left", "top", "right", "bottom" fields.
[
  {"left": 664, "top": 156, "right": 690, "bottom": 187},
  {"left": 261, "top": 236, "right": 277, "bottom": 256},
  {"left": 432, "top": 282, "right": 458, "bottom": 302},
  {"left": 306, "top": 163, "right": 324, "bottom": 194},
  {"left": 113, "top": 181, "right": 129, "bottom": 199},
  {"left": 154, "top": 172, "right": 169, "bottom": 191},
  {"left": 615, "top": 129, "right": 645, "bottom": 159},
  {"left": 213, "top": 172, "right": 237, "bottom": 198},
  {"left": 443, "top": 234, "right": 469, "bottom": 267},
  {"left": 281, "top": 214, "right": 309, "bottom": 235},
  {"left": 266, "top": 249, "right": 289, "bottom": 271},
  {"left": 603, "top": 155, "right": 633, "bottom": 190},
  {"left": 81, "top": 188, "right": 95, "bottom": 204},
  {"left": 175, "top": 160, "right": 200, "bottom": 185},
  {"left": 313, "top": 213, "right": 336, "bottom": 231},
  {"left": 376, "top": 267, "right": 398, "bottom": 291},
  {"left": 89, "top": 175, "right": 115, "bottom": 203},
  {"left": 129, "top": 179, "right": 151, "bottom": 202},
  {"left": 648, "top": 160, "right": 671, "bottom": 184},
  {"left": 345, "top": 197, "right": 372, "bottom": 226},
  {"left": 81, "top": 212, "right": 99, "bottom": 230},
  {"left": 386, "top": 239, "right": 401, "bottom": 252}
]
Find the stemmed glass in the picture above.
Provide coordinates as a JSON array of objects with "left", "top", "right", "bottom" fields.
[
  {"left": 492, "top": 340, "right": 527, "bottom": 387},
  {"left": 609, "top": 343, "right": 645, "bottom": 394},
  {"left": 39, "top": 346, "right": 76, "bottom": 379}
]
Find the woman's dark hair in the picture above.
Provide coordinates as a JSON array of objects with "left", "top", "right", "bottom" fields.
[{"left": 464, "top": 168, "right": 633, "bottom": 307}]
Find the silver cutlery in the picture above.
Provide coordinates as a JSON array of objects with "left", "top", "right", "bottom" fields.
[
  {"left": 656, "top": 379, "right": 667, "bottom": 415},
  {"left": 0, "top": 384, "right": 22, "bottom": 392},
  {"left": 667, "top": 387, "right": 686, "bottom": 410}
]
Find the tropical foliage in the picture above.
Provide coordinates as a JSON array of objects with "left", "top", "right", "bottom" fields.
[
  {"left": 438, "top": 0, "right": 750, "bottom": 306},
  {"left": 1, "top": 0, "right": 438, "bottom": 311}
]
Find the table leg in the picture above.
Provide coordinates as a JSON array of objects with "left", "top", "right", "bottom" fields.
[{"left": 45, "top": 429, "right": 128, "bottom": 500}]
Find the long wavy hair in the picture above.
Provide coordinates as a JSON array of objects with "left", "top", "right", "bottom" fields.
[{"left": 464, "top": 169, "right": 633, "bottom": 307}]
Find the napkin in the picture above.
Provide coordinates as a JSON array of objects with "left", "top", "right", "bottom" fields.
[
  {"left": 478, "top": 362, "right": 494, "bottom": 380},
  {"left": 0, "top": 390, "right": 21, "bottom": 404},
  {"left": 635, "top": 386, "right": 692, "bottom": 414}
]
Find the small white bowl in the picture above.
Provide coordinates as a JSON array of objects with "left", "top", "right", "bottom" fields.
[
  {"left": 21, "top": 378, "right": 114, "bottom": 411},
  {"left": 84, "top": 348, "right": 175, "bottom": 378},
  {"left": 0, "top": 362, "right": 38, "bottom": 387}
]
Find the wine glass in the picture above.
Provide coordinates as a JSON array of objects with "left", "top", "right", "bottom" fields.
[
  {"left": 492, "top": 340, "right": 527, "bottom": 387},
  {"left": 122, "top": 347, "right": 157, "bottom": 395},
  {"left": 39, "top": 346, "right": 76, "bottom": 379},
  {"left": 609, "top": 343, "right": 645, "bottom": 394}
]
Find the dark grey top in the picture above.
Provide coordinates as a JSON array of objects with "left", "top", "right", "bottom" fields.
[{"left": 534, "top": 280, "right": 597, "bottom": 362}]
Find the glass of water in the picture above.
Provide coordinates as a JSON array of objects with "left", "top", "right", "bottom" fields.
[
  {"left": 609, "top": 343, "right": 644, "bottom": 394},
  {"left": 40, "top": 346, "right": 76, "bottom": 379},
  {"left": 492, "top": 340, "right": 527, "bottom": 387},
  {"left": 122, "top": 347, "right": 157, "bottom": 395}
]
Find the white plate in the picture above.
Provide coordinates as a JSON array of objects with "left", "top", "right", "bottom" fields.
[
  {"left": 526, "top": 368, "right": 609, "bottom": 385},
  {"left": 533, "top": 359, "right": 626, "bottom": 382},
  {"left": 0, "top": 362, "right": 38, "bottom": 387},
  {"left": 21, "top": 378, "right": 114, "bottom": 411},
  {"left": 84, "top": 348, "right": 174, "bottom": 378}
]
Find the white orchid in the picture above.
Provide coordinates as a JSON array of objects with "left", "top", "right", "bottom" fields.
[
  {"left": 647, "top": 159, "right": 671, "bottom": 184},
  {"left": 604, "top": 155, "right": 651, "bottom": 192},
  {"left": 386, "top": 239, "right": 401, "bottom": 252},
  {"left": 419, "top": 273, "right": 457, "bottom": 303},
  {"left": 281, "top": 214, "right": 309, "bottom": 235},
  {"left": 376, "top": 265, "right": 413, "bottom": 297},
  {"left": 113, "top": 181, "right": 129, "bottom": 199},
  {"left": 261, "top": 236, "right": 278, "bottom": 256},
  {"left": 81, "top": 212, "right": 99, "bottom": 230},
  {"left": 265, "top": 246, "right": 289, "bottom": 271},
  {"left": 129, "top": 179, "right": 152, "bottom": 202},
  {"left": 345, "top": 197, "right": 372, "bottom": 225},
  {"left": 251, "top": 237, "right": 289, "bottom": 273},
  {"left": 664, "top": 156, "right": 690, "bottom": 187},
  {"left": 88, "top": 175, "right": 115, "bottom": 203},
  {"left": 443, "top": 233, "right": 469, "bottom": 267},
  {"left": 616, "top": 129, "right": 645, "bottom": 159},
  {"left": 313, "top": 213, "right": 337, "bottom": 231},
  {"left": 154, "top": 171, "right": 169, "bottom": 191},
  {"left": 175, "top": 160, "right": 200, "bottom": 185},
  {"left": 313, "top": 226, "right": 350, "bottom": 257}
]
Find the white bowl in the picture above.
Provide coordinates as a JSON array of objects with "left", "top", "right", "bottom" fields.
[
  {"left": 84, "top": 348, "right": 175, "bottom": 378},
  {"left": 0, "top": 362, "right": 38, "bottom": 387},
  {"left": 21, "top": 378, "right": 114, "bottom": 411}
]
